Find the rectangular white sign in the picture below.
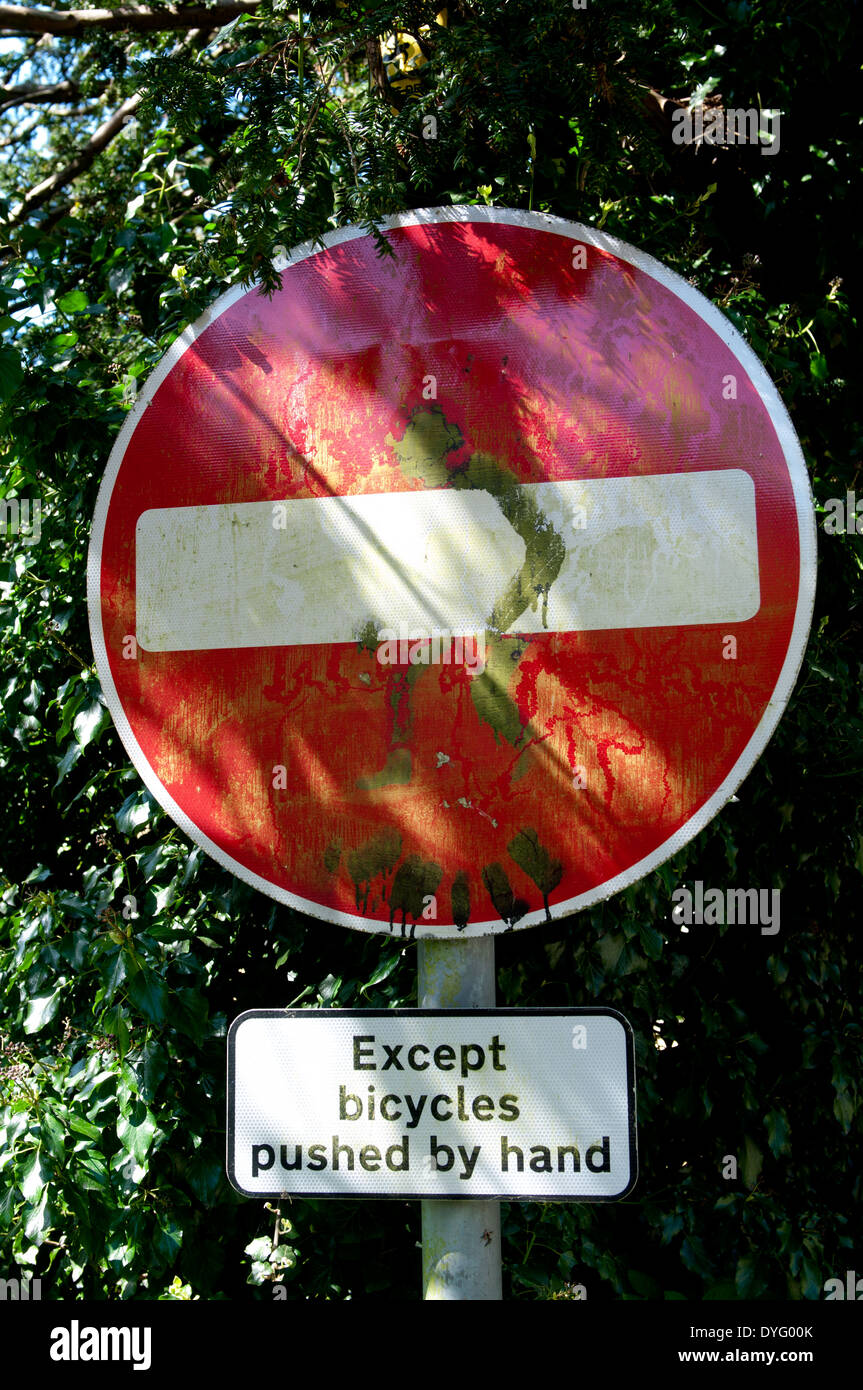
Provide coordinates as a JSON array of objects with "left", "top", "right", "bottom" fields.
[
  {"left": 138, "top": 470, "right": 759, "bottom": 652},
  {"left": 227, "top": 1009, "right": 637, "bottom": 1200}
]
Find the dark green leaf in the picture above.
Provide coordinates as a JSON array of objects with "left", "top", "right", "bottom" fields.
[
  {"left": 24, "top": 988, "right": 62, "bottom": 1033},
  {"left": 0, "top": 345, "right": 24, "bottom": 399},
  {"left": 127, "top": 969, "right": 168, "bottom": 1023}
]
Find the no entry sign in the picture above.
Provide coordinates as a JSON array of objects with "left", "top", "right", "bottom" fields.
[
  {"left": 227, "top": 1009, "right": 636, "bottom": 1200},
  {"left": 88, "top": 208, "right": 816, "bottom": 937}
]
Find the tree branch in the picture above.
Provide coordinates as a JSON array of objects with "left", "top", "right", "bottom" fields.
[
  {"left": 0, "top": 3, "right": 263, "bottom": 37},
  {"left": 5, "top": 24, "right": 217, "bottom": 228},
  {"left": 0, "top": 79, "right": 81, "bottom": 112},
  {"left": 365, "top": 35, "right": 386, "bottom": 97},
  {"left": 0, "top": 33, "right": 40, "bottom": 77},
  {"left": 0, "top": 113, "right": 42, "bottom": 149},
  {"left": 9, "top": 90, "right": 141, "bottom": 223}
]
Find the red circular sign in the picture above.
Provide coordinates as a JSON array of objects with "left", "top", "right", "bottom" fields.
[{"left": 89, "top": 209, "right": 816, "bottom": 938}]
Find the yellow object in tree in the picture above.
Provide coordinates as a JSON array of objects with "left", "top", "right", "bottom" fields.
[{"left": 380, "top": 9, "right": 448, "bottom": 111}]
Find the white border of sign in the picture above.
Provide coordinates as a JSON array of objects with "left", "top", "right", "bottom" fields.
[{"left": 88, "top": 208, "right": 817, "bottom": 937}]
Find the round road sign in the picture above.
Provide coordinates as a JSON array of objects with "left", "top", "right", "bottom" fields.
[{"left": 88, "top": 208, "right": 816, "bottom": 938}]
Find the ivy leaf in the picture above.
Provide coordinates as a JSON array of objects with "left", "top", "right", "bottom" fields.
[
  {"left": 741, "top": 1135, "right": 763, "bottom": 1189},
  {"left": 76, "top": 1151, "right": 110, "bottom": 1191},
  {"left": 766, "top": 1108, "right": 791, "bottom": 1156},
  {"left": 628, "top": 1268, "right": 661, "bottom": 1298},
  {"left": 54, "top": 740, "right": 84, "bottom": 786},
  {"left": 735, "top": 1254, "right": 767, "bottom": 1300},
  {"left": 244, "top": 1236, "right": 272, "bottom": 1261},
  {"left": 317, "top": 973, "right": 341, "bottom": 1003},
  {"left": 73, "top": 700, "right": 108, "bottom": 749},
  {"left": 154, "top": 1219, "right": 182, "bottom": 1263},
  {"left": 39, "top": 1109, "right": 66, "bottom": 1158},
  {"left": 102, "top": 1003, "right": 131, "bottom": 1059},
  {"left": 186, "top": 1152, "right": 223, "bottom": 1203},
  {"left": 638, "top": 923, "right": 664, "bottom": 961},
  {"left": 174, "top": 986, "right": 208, "bottom": 1041},
  {"left": 24, "top": 1190, "right": 50, "bottom": 1244},
  {"left": 361, "top": 951, "right": 402, "bottom": 994},
  {"left": 56, "top": 289, "right": 88, "bottom": 314},
  {"left": 115, "top": 792, "right": 153, "bottom": 834},
  {"left": 681, "top": 1236, "right": 714, "bottom": 1279},
  {"left": 833, "top": 1088, "right": 855, "bottom": 1132},
  {"left": 68, "top": 1113, "right": 102, "bottom": 1141},
  {"left": 0, "top": 345, "right": 24, "bottom": 399},
  {"left": 100, "top": 948, "right": 128, "bottom": 1006},
  {"left": 800, "top": 1258, "right": 822, "bottom": 1300},
  {"left": 809, "top": 353, "right": 829, "bottom": 383},
  {"left": 127, "top": 968, "right": 168, "bottom": 1023},
  {"left": 20, "top": 1150, "right": 49, "bottom": 1201},
  {"left": 0, "top": 1186, "right": 17, "bottom": 1228},
  {"left": 24, "top": 988, "right": 62, "bottom": 1033},
  {"left": 117, "top": 1104, "right": 158, "bottom": 1163},
  {"left": 137, "top": 1039, "right": 168, "bottom": 1102}
]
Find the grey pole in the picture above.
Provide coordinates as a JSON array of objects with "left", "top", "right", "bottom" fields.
[{"left": 417, "top": 936, "right": 502, "bottom": 1301}]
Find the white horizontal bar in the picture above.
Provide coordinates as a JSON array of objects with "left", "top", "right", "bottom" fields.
[{"left": 135, "top": 471, "right": 759, "bottom": 652}]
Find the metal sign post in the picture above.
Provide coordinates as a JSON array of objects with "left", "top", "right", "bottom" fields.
[{"left": 417, "top": 937, "right": 501, "bottom": 1300}]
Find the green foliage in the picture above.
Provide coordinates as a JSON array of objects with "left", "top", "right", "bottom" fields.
[{"left": 1, "top": 0, "right": 861, "bottom": 1300}]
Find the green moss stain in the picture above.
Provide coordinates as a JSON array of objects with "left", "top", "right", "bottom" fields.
[
  {"left": 481, "top": 861, "right": 528, "bottom": 930},
  {"left": 451, "top": 869, "right": 471, "bottom": 932},
  {"left": 357, "top": 659, "right": 425, "bottom": 788},
  {"left": 469, "top": 638, "right": 530, "bottom": 748},
  {"left": 456, "top": 450, "right": 566, "bottom": 635},
  {"left": 388, "top": 661, "right": 425, "bottom": 742},
  {"left": 385, "top": 403, "right": 464, "bottom": 486},
  {"left": 355, "top": 618, "right": 379, "bottom": 655},
  {"left": 356, "top": 746, "right": 412, "bottom": 789},
  {"left": 347, "top": 829, "right": 402, "bottom": 914},
  {"left": 387, "top": 406, "right": 566, "bottom": 747},
  {"left": 507, "top": 827, "right": 563, "bottom": 923},
  {"left": 389, "top": 855, "right": 443, "bottom": 938},
  {"left": 322, "top": 838, "right": 341, "bottom": 874}
]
